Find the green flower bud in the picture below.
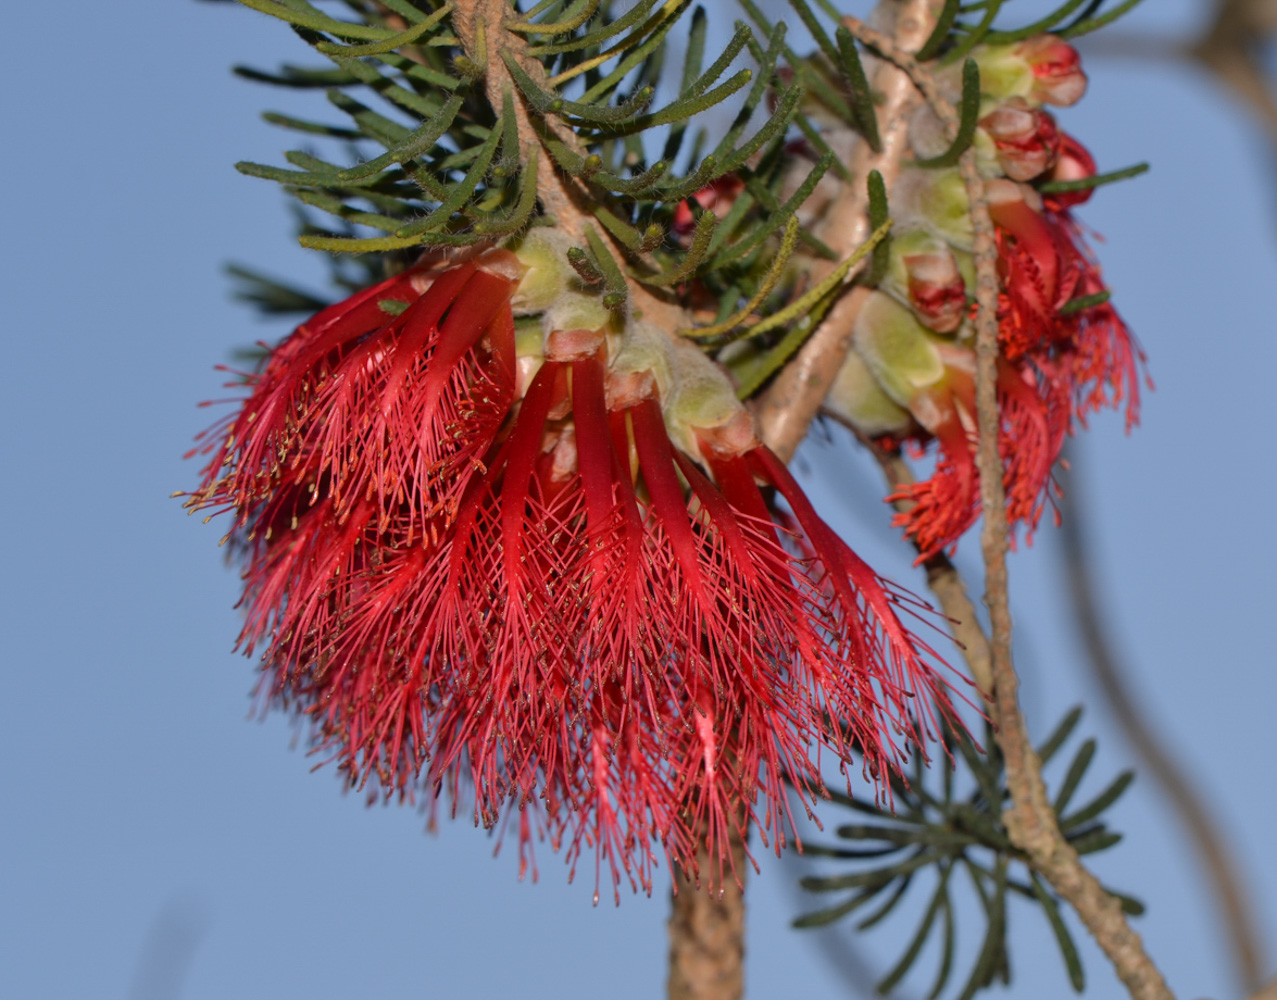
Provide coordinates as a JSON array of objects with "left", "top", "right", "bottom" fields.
[
  {"left": 972, "top": 46, "right": 1035, "bottom": 104},
  {"left": 972, "top": 37, "right": 1087, "bottom": 107},
  {"left": 542, "top": 290, "right": 614, "bottom": 344},
  {"left": 825, "top": 349, "right": 914, "bottom": 436},
  {"left": 664, "top": 338, "right": 754, "bottom": 458},
  {"left": 608, "top": 320, "right": 674, "bottom": 404},
  {"left": 893, "top": 168, "right": 973, "bottom": 250},
  {"left": 852, "top": 291, "right": 947, "bottom": 407},
  {"left": 510, "top": 228, "right": 576, "bottom": 315},
  {"left": 881, "top": 227, "right": 970, "bottom": 334}
]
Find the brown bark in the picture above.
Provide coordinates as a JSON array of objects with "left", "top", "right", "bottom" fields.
[
  {"left": 961, "top": 84, "right": 1175, "bottom": 1000},
  {"left": 758, "top": 0, "right": 944, "bottom": 462},
  {"left": 666, "top": 826, "right": 748, "bottom": 1000}
]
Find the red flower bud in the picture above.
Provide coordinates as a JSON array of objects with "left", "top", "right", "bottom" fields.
[
  {"left": 1018, "top": 35, "right": 1088, "bottom": 107},
  {"left": 981, "top": 98, "right": 1062, "bottom": 181},
  {"left": 671, "top": 174, "right": 746, "bottom": 242},
  {"left": 1043, "top": 133, "right": 1098, "bottom": 209},
  {"left": 903, "top": 252, "right": 968, "bottom": 333}
]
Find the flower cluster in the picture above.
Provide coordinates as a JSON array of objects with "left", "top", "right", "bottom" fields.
[
  {"left": 186, "top": 239, "right": 964, "bottom": 898},
  {"left": 826, "top": 36, "right": 1145, "bottom": 559}
]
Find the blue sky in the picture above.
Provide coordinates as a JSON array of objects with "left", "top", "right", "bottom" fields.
[{"left": 2, "top": 2, "right": 1273, "bottom": 999}]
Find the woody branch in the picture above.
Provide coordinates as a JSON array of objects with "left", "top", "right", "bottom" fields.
[
  {"left": 450, "top": 7, "right": 740, "bottom": 1000},
  {"left": 804, "top": 14, "right": 1174, "bottom": 999}
]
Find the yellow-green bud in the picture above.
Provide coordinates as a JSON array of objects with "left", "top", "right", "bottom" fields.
[
  {"left": 852, "top": 292, "right": 946, "bottom": 407},
  {"left": 826, "top": 349, "right": 914, "bottom": 437},
  {"left": 510, "top": 228, "right": 576, "bottom": 315},
  {"left": 608, "top": 320, "right": 674, "bottom": 401},
  {"left": 893, "top": 168, "right": 973, "bottom": 250},
  {"left": 542, "top": 291, "right": 614, "bottom": 345},
  {"left": 664, "top": 339, "right": 752, "bottom": 456}
]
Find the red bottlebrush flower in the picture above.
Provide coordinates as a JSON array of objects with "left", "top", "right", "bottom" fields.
[
  {"left": 186, "top": 249, "right": 522, "bottom": 540},
  {"left": 992, "top": 173, "right": 1145, "bottom": 430},
  {"left": 897, "top": 153, "right": 1141, "bottom": 557},
  {"left": 189, "top": 259, "right": 968, "bottom": 900},
  {"left": 841, "top": 131, "right": 1144, "bottom": 561},
  {"left": 884, "top": 346, "right": 1067, "bottom": 563},
  {"left": 980, "top": 98, "right": 1062, "bottom": 182}
]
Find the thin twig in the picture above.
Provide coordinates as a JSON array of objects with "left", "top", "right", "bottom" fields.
[
  {"left": 838, "top": 17, "right": 1175, "bottom": 999},
  {"left": 1190, "top": 0, "right": 1277, "bottom": 148},
  {"left": 1251, "top": 974, "right": 1277, "bottom": 1000},
  {"left": 1060, "top": 455, "right": 1268, "bottom": 995},
  {"left": 453, "top": 0, "right": 594, "bottom": 241}
]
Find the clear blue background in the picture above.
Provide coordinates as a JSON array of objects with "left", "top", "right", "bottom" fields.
[{"left": 2, "top": 2, "right": 1273, "bottom": 998}]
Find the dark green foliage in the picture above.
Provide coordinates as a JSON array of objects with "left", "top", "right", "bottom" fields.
[
  {"left": 866, "top": 169, "right": 890, "bottom": 285},
  {"left": 225, "top": 0, "right": 813, "bottom": 321},
  {"left": 739, "top": 0, "right": 881, "bottom": 153},
  {"left": 794, "top": 708, "right": 1140, "bottom": 998},
  {"left": 834, "top": 26, "right": 881, "bottom": 152},
  {"left": 224, "top": 264, "right": 329, "bottom": 316},
  {"left": 916, "top": 0, "right": 960, "bottom": 61},
  {"left": 1038, "top": 162, "right": 1150, "bottom": 194},
  {"left": 870, "top": 0, "right": 1150, "bottom": 62},
  {"left": 940, "top": 0, "right": 1005, "bottom": 65},
  {"left": 981, "top": 0, "right": 1090, "bottom": 44}
]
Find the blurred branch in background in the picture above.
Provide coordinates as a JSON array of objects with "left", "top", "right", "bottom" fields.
[
  {"left": 1192, "top": 0, "right": 1277, "bottom": 140},
  {"left": 127, "top": 896, "right": 209, "bottom": 1000},
  {"left": 1084, "top": 0, "right": 1277, "bottom": 146},
  {"left": 1058, "top": 452, "right": 1271, "bottom": 997}
]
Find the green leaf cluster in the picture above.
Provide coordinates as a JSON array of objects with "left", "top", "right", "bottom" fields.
[
  {"left": 908, "top": 0, "right": 1148, "bottom": 62},
  {"left": 794, "top": 708, "right": 1140, "bottom": 999},
  {"left": 224, "top": 0, "right": 838, "bottom": 320}
]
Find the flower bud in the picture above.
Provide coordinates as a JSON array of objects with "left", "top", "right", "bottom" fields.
[
  {"left": 510, "top": 229, "right": 573, "bottom": 314},
  {"left": 664, "top": 338, "right": 755, "bottom": 458},
  {"left": 881, "top": 228, "right": 971, "bottom": 334},
  {"left": 973, "top": 36, "right": 1087, "bottom": 107},
  {"left": 904, "top": 253, "right": 969, "bottom": 333},
  {"left": 608, "top": 320, "right": 674, "bottom": 402},
  {"left": 893, "top": 168, "right": 973, "bottom": 250},
  {"left": 542, "top": 290, "right": 613, "bottom": 342},
  {"left": 1043, "top": 133, "right": 1097, "bottom": 208},
  {"left": 825, "top": 349, "right": 913, "bottom": 436},
  {"left": 980, "top": 97, "right": 1061, "bottom": 181},
  {"left": 1019, "top": 35, "right": 1087, "bottom": 107},
  {"left": 852, "top": 291, "right": 947, "bottom": 408}
]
